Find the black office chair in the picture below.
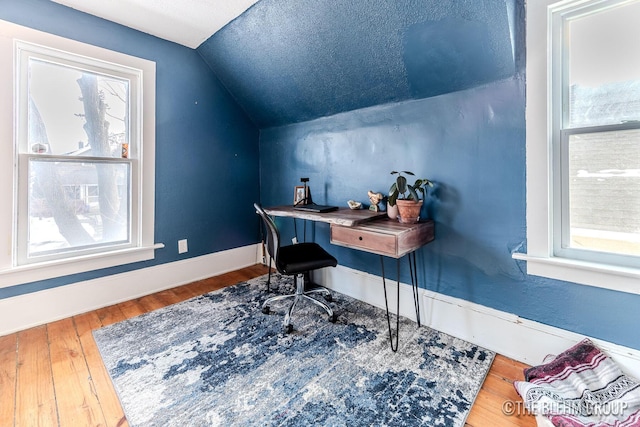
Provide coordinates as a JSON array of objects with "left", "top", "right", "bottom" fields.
[{"left": 254, "top": 203, "right": 338, "bottom": 333}]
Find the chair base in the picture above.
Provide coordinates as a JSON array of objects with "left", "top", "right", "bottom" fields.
[{"left": 262, "top": 273, "right": 335, "bottom": 332}]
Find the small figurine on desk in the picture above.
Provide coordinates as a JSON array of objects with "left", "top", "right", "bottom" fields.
[
  {"left": 367, "top": 190, "right": 384, "bottom": 212},
  {"left": 347, "top": 200, "right": 362, "bottom": 210}
]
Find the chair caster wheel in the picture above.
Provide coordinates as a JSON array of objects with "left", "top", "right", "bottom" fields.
[
  {"left": 284, "top": 324, "right": 293, "bottom": 333},
  {"left": 329, "top": 313, "right": 337, "bottom": 323},
  {"left": 262, "top": 306, "right": 270, "bottom": 314}
]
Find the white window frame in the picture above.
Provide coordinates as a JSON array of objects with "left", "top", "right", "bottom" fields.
[
  {"left": 514, "top": 0, "right": 640, "bottom": 295},
  {"left": 0, "top": 20, "right": 161, "bottom": 288}
]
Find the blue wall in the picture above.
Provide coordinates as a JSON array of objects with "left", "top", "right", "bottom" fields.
[
  {"left": 253, "top": 1, "right": 640, "bottom": 351},
  {"left": 3, "top": 0, "right": 638, "bottom": 353},
  {"left": 260, "top": 77, "right": 640, "bottom": 352},
  {"left": 0, "top": 0, "right": 260, "bottom": 299}
]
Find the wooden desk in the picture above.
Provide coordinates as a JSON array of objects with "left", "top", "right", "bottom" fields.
[
  {"left": 330, "top": 219, "right": 434, "bottom": 258},
  {"left": 264, "top": 205, "right": 435, "bottom": 351},
  {"left": 263, "top": 206, "right": 386, "bottom": 226}
]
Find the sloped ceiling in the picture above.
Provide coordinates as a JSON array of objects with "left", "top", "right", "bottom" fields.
[{"left": 197, "top": 0, "right": 519, "bottom": 129}]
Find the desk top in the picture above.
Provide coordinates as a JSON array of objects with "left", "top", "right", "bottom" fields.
[{"left": 264, "top": 205, "right": 387, "bottom": 227}]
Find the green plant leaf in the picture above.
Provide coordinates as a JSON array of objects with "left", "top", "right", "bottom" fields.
[
  {"left": 388, "top": 191, "right": 398, "bottom": 206},
  {"left": 407, "top": 185, "right": 418, "bottom": 201},
  {"left": 396, "top": 175, "right": 407, "bottom": 194},
  {"left": 389, "top": 170, "right": 433, "bottom": 202},
  {"left": 388, "top": 183, "right": 399, "bottom": 206}
]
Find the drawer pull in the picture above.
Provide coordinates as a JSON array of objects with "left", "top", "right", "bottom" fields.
[{"left": 359, "top": 236, "right": 363, "bottom": 241}]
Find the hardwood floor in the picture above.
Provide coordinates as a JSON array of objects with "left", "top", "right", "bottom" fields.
[{"left": 0, "top": 264, "right": 536, "bottom": 426}]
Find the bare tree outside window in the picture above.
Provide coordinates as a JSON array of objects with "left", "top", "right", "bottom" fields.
[{"left": 27, "top": 59, "right": 131, "bottom": 257}]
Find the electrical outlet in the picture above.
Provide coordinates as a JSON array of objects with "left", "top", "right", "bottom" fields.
[{"left": 178, "top": 239, "right": 188, "bottom": 254}]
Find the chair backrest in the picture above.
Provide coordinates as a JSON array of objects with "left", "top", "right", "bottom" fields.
[{"left": 254, "top": 203, "right": 281, "bottom": 269}]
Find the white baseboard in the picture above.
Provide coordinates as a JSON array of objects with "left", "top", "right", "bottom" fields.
[
  {"left": 317, "top": 265, "right": 640, "bottom": 377},
  {"left": 5, "top": 251, "right": 638, "bottom": 378},
  {"left": 0, "top": 244, "right": 261, "bottom": 337}
]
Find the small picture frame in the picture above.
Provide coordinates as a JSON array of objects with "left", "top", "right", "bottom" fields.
[{"left": 294, "top": 185, "right": 307, "bottom": 205}]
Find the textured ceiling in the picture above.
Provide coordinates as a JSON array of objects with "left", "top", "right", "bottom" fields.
[
  {"left": 51, "top": 0, "right": 260, "bottom": 48},
  {"left": 198, "top": 0, "right": 520, "bottom": 129}
]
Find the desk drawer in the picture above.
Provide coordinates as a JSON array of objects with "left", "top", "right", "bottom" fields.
[{"left": 330, "top": 225, "right": 397, "bottom": 257}]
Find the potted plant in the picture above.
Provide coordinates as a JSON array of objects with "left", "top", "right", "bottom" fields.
[{"left": 388, "top": 170, "right": 433, "bottom": 223}]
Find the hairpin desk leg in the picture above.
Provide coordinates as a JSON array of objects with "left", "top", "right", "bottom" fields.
[
  {"left": 381, "top": 251, "right": 423, "bottom": 352},
  {"left": 408, "top": 252, "right": 421, "bottom": 327},
  {"left": 380, "top": 256, "right": 400, "bottom": 352}
]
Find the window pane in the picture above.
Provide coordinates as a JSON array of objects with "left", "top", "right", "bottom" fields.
[
  {"left": 28, "top": 59, "right": 129, "bottom": 157},
  {"left": 567, "top": 129, "right": 640, "bottom": 256},
  {"left": 567, "top": 2, "right": 640, "bottom": 128},
  {"left": 28, "top": 158, "right": 130, "bottom": 257}
]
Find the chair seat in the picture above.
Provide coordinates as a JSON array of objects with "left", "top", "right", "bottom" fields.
[
  {"left": 277, "top": 242, "right": 337, "bottom": 275},
  {"left": 254, "top": 203, "right": 338, "bottom": 332}
]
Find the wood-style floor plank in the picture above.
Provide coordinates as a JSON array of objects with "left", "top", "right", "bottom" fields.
[
  {"left": 135, "top": 294, "right": 167, "bottom": 314},
  {"left": 168, "top": 283, "right": 200, "bottom": 302},
  {"left": 74, "top": 312, "right": 129, "bottom": 427},
  {"left": 490, "top": 355, "right": 530, "bottom": 382},
  {"left": 94, "top": 305, "right": 128, "bottom": 328},
  {"left": 0, "top": 334, "right": 17, "bottom": 426},
  {"left": 465, "top": 357, "right": 537, "bottom": 427},
  {"left": 2, "top": 264, "right": 535, "bottom": 426},
  {"left": 480, "top": 372, "right": 526, "bottom": 403},
  {"left": 115, "top": 299, "right": 147, "bottom": 320},
  {"left": 153, "top": 288, "right": 184, "bottom": 307},
  {"left": 15, "top": 325, "right": 58, "bottom": 427},
  {"left": 468, "top": 389, "right": 529, "bottom": 427},
  {"left": 48, "top": 318, "right": 106, "bottom": 426}
]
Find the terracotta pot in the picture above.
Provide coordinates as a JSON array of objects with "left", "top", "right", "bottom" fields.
[
  {"left": 396, "top": 199, "right": 423, "bottom": 224},
  {"left": 387, "top": 203, "right": 398, "bottom": 220}
]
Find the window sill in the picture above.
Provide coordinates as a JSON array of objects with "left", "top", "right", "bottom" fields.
[
  {"left": 0, "top": 243, "right": 165, "bottom": 289},
  {"left": 512, "top": 252, "right": 640, "bottom": 295}
]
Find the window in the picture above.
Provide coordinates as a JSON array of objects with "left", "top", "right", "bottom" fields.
[
  {"left": 0, "top": 20, "right": 158, "bottom": 287},
  {"left": 516, "top": 0, "right": 640, "bottom": 294},
  {"left": 555, "top": 1, "right": 640, "bottom": 268},
  {"left": 17, "top": 45, "right": 135, "bottom": 264}
]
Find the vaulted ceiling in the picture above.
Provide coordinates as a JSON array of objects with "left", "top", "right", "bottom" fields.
[
  {"left": 197, "top": 0, "right": 519, "bottom": 128},
  {"left": 52, "top": 0, "right": 520, "bottom": 129}
]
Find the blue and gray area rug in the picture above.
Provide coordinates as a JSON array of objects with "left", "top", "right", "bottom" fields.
[{"left": 93, "top": 274, "right": 494, "bottom": 426}]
